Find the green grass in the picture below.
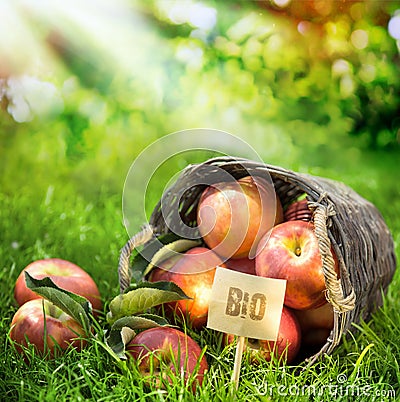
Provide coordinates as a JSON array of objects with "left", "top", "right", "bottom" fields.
[{"left": 0, "top": 148, "right": 399, "bottom": 402}]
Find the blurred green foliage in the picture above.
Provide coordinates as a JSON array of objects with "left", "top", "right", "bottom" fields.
[{"left": 0, "top": 0, "right": 399, "bottom": 200}]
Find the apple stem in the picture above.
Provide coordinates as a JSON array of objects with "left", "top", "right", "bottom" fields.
[{"left": 231, "top": 335, "right": 246, "bottom": 390}]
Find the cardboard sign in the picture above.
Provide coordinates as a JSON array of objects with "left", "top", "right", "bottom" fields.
[{"left": 207, "top": 267, "right": 287, "bottom": 341}]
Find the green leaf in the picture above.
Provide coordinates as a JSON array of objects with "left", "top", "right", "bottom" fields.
[
  {"left": 129, "top": 280, "right": 190, "bottom": 293},
  {"left": 136, "top": 313, "right": 170, "bottom": 326},
  {"left": 142, "top": 238, "right": 201, "bottom": 277},
  {"left": 106, "top": 281, "right": 191, "bottom": 325},
  {"left": 105, "top": 328, "right": 135, "bottom": 359},
  {"left": 111, "top": 314, "right": 170, "bottom": 332},
  {"left": 129, "top": 233, "right": 200, "bottom": 283},
  {"left": 106, "top": 314, "right": 169, "bottom": 359},
  {"left": 24, "top": 271, "right": 92, "bottom": 331}
]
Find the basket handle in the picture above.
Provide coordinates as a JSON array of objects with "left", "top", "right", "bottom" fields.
[
  {"left": 304, "top": 200, "right": 356, "bottom": 367},
  {"left": 118, "top": 224, "right": 154, "bottom": 293},
  {"left": 311, "top": 201, "right": 356, "bottom": 314}
]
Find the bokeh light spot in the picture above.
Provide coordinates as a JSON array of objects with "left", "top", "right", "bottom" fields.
[
  {"left": 388, "top": 13, "right": 400, "bottom": 40},
  {"left": 332, "top": 59, "right": 351, "bottom": 77},
  {"left": 351, "top": 29, "right": 369, "bottom": 49},
  {"left": 158, "top": 0, "right": 217, "bottom": 31},
  {"left": 188, "top": 3, "right": 217, "bottom": 31},
  {"left": 273, "top": 0, "right": 291, "bottom": 8},
  {"left": 297, "top": 21, "right": 312, "bottom": 36}
]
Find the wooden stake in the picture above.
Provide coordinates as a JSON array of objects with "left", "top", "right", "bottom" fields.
[{"left": 231, "top": 336, "right": 246, "bottom": 390}]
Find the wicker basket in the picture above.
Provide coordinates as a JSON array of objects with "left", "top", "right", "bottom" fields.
[{"left": 118, "top": 156, "right": 397, "bottom": 365}]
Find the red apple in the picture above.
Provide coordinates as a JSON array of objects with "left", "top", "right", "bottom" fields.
[
  {"left": 224, "top": 256, "right": 256, "bottom": 275},
  {"left": 255, "top": 221, "right": 339, "bottom": 310},
  {"left": 295, "top": 302, "right": 334, "bottom": 347},
  {"left": 148, "top": 247, "right": 225, "bottom": 329},
  {"left": 126, "top": 327, "right": 208, "bottom": 390},
  {"left": 14, "top": 258, "right": 102, "bottom": 314},
  {"left": 284, "top": 199, "right": 312, "bottom": 222},
  {"left": 10, "top": 298, "right": 86, "bottom": 357},
  {"left": 197, "top": 175, "right": 283, "bottom": 259},
  {"left": 226, "top": 306, "right": 301, "bottom": 364}
]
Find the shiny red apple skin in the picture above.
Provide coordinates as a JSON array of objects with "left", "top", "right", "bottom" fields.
[
  {"left": 226, "top": 306, "right": 301, "bottom": 364},
  {"left": 255, "top": 220, "right": 338, "bottom": 310},
  {"left": 10, "top": 298, "right": 86, "bottom": 357},
  {"left": 148, "top": 247, "right": 225, "bottom": 329},
  {"left": 225, "top": 256, "right": 256, "bottom": 275},
  {"left": 14, "top": 258, "right": 102, "bottom": 314},
  {"left": 197, "top": 176, "right": 283, "bottom": 259},
  {"left": 126, "top": 327, "right": 208, "bottom": 389}
]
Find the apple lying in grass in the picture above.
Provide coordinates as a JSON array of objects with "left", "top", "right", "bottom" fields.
[
  {"left": 10, "top": 298, "right": 86, "bottom": 357},
  {"left": 126, "top": 327, "right": 208, "bottom": 390},
  {"left": 226, "top": 306, "right": 301, "bottom": 364},
  {"left": 197, "top": 175, "right": 283, "bottom": 259},
  {"left": 255, "top": 220, "right": 339, "bottom": 310},
  {"left": 148, "top": 247, "right": 225, "bottom": 329},
  {"left": 14, "top": 258, "right": 102, "bottom": 314},
  {"left": 295, "top": 302, "right": 334, "bottom": 347}
]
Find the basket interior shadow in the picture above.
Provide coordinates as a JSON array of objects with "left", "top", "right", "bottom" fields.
[{"left": 118, "top": 156, "right": 396, "bottom": 366}]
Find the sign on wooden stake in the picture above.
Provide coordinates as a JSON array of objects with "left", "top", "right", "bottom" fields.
[{"left": 207, "top": 267, "right": 287, "bottom": 389}]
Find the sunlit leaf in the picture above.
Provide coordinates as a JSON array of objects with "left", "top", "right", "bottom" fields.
[
  {"left": 129, "top": 233, "right": 195, "bottom": 284},
  {"left": 24, "top": 271, "right": 92, "bottom": 331},
  {"left": 142, "top": 238, "right": 201, "bottom": 277},
  {"left": 106, "top": 281, "right": 191, "bottom": 325}
]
